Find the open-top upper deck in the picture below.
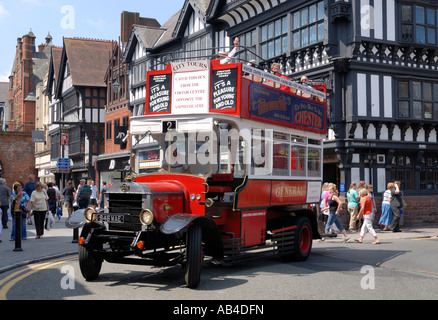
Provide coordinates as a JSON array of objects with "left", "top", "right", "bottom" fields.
[{"left": 142, "top": 59, "right": 326, "bottom": 135}]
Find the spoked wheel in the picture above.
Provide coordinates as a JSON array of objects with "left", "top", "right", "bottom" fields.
[
  {"left": 184, "top": 224, "right": 203, "bottom": 288},
  {"left": 78, "top": 245, "right": 103, "bottom": 281}
]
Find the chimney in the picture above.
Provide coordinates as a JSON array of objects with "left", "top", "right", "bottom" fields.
[
  {"left": 38, "top": 43, "right": 45, "bottom": 53},
  {"left": 120, "top": 11, "right": 161, "bottom": 46},
  {"left": 121, "top": 11, "right": 139, "bottom": 45},
  {"left": 22, "top": 34, "right": 33, "bottom": 60}
]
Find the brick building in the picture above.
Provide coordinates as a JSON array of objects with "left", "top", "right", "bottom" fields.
[
  {"left": 1, "top": 30, "right": 52, "bottom": 184},
  {"left": 0, "top": 82, "right": 8, "bottom": 131}
]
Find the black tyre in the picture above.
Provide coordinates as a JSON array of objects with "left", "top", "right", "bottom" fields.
[
  {"left": 78, "top": 245, "right": 103, "bottom": 281},
  {"left": 184, "top": 224, "right": 203, "bottom": 288},
  {"left": 292, "top": 216, "right": 313, "bottom": 261},
  {"left": 280, "top": 216, "right": 313, "bottom": 261}
]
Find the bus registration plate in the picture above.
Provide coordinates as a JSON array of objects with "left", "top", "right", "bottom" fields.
[{"left": 97, "top": 214, "right": 124, "bottom": 224}]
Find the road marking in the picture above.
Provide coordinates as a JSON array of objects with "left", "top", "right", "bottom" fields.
[
  {"left": 0, "top": 257, "right": 77, "bottom": 300},
  {"left": 412, "top": 237, "right": 438, "bottom": 241}
]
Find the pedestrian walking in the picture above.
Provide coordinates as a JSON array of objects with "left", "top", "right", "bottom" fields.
[
  {"left": 321, "top": 185, "right": 351, "bottom": 243},
  {"left": 89, "top": 180, "right": 98, "bottom": 207},
  {"left": 47, "top": 182, "right": 58, "bottom": 217},
  {"left": 355, "top": 188, "right": 380, "bottom": 244},
  {"left": 23, "top": 174, "right": 36, "bottom": 225},
  {"left": 366, "top": 184, "right": 376, "bottom": 220},
  {"left": 0, "top": 178, "right": 11, "bottom": 229},
  {"left": 10, "top": 182, "right": 30, "bottom": 241},
  {"left": 379, "top": 182, "right": 393, "bottom": 231},
  {"left": 62, "top": 180, "right": 76, "bottom": 216},
  {"left": 29, "top": 182, "right": 49, "bottom": 239},
  {"left": 346, "top": 182, "right": 359, "bottom": 232},
  {"left": 99, "top": 181, "right": 108, "bottom": 209},
  {"left": 390, "top": 181, "right": 403, "bottom": 232},
  {"left": 76, "top": 179, "right": 91, "bottom": 209}
]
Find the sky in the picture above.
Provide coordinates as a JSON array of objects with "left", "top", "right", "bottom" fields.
[{"left": 0, "top": 0, "right": 185, "bottom": 82}]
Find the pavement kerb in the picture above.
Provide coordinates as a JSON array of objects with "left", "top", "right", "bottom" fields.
[{"left": 0, "top": 251, "right": 77, "bottom": 274}]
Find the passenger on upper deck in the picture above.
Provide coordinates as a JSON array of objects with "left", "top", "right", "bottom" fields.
[
  {"left": 298, "top": 76, "right": 313, "bottom": 99},
  {"left": 217, "top": 38, "right": 239, "bottom": 64},
  {"left": 267, "top": 63, "right": 292, "bottom": 93}
]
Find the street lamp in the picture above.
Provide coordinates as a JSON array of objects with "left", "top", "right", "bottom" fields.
[{"left": 112, "top": 80, "right": 121, "bottom": 94}]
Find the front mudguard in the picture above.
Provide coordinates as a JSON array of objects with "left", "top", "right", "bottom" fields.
[
  {"left": 65, "top": 208, "right": 105, "bottom": 229},
  {"left": 160, "top": 214, "right": 224, "bottom": 259},
  {"left": 65, "top": 209, "right": 86, "bottom": 229}
]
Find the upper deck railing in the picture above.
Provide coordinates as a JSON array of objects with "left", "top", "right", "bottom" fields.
[{"left": 146, "top": 45, "right": 326, "bottom": 99}]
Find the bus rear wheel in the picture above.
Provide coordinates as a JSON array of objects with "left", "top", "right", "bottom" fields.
[
  {"left": 293, "top": 216, "right": 312, "bottom": 261},
  {"left": 280, "top": 216, "right": 312, "bottom": 261}
]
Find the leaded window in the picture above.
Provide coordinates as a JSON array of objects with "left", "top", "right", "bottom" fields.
[
  {"left": 420, "top": 156, "right": 438, "bottom": 191},
  {"left": 397, "top": 80, "right": 438, "bottom": 120},
  {"left": 401, "top": 4, "right": 438, "bottom": 44},
  {"left": 260, "top": 16, "right": 288, "bottom": 60},
  {"left": 390, "top": 155, "right": 414, "bottom": 191},
  {"left": 292, "top": 1, "right": 324, "bottom": 49}
]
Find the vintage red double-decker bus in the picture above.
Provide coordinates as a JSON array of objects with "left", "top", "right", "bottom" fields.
[{"left": 67, "top": 58, "right": 327, "bottom": 288}]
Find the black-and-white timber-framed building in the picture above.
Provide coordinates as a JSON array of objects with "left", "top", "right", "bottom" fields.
[{"left": 124, "top": 0, "right": 438, "bottom": 201}]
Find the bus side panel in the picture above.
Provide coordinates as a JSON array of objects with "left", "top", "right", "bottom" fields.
[
  {"left": 241, "top": 210, "right": 266, "bottom": 247},
  {"left": 235, "top": 180, "right": 272, "bottom": 209},
  {"left": 270, "top": 181, "right": 307, "bottom": 206}
]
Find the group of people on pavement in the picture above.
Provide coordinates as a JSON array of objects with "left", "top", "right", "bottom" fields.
[
  {"left": 0, "top": 174, "right": 109, "bottom": 243},
  {"left": 319, "top": 180, "right": 405, "bottom": 244}
]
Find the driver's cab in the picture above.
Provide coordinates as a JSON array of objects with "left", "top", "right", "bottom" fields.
[{"left": 144, "top": 116, "right": 246, "bottom": 179}]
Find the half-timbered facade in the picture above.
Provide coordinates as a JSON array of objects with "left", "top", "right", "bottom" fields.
[
  {"left": 51, "top": 38, "right": 113, "bottom": 184},
  {"left": 121, "top": 0, "right": 437, "bottom": 225}
]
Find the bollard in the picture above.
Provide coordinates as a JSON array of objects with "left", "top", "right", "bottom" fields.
[
  {"left": 72, "top": 203, "right": 80, "bottom": 243},
  {"left": 13, "top": 210, "right": 23, "bottom": 252},
  {"left": 72, "top": 228, "right": 79, "bottom": 243}
]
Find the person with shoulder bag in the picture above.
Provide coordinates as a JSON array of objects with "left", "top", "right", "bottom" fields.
[
  {"left": 346, "top": 182, "right": 359, "bottom": 232},
  {"left": 30, "top": 182, "right": 49, "bottom": 239},
  {"left": 10, "top": 182, "right": 30, "bottom": 241},
  {"left": 390, "top": 181, "right": 403, "bottom": 233},
  {"left": 63, "top": 180, "right": 76, "bottom": 216}
]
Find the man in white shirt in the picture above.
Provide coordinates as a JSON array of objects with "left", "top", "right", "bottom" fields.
[{"left": 89, "top": 180, "right": 99, "bottom": 206}]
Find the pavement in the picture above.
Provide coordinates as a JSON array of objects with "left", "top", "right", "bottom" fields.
[
  {"left": 0, "top": 215, "right": 79, "bottom": 274},
  {"left": 0, "top": 213, "right": 437, "bottom": 274}
]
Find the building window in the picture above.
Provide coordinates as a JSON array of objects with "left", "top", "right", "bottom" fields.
[
  {"left": 185, "top": 35, "right": 211, "bottom": 60},
  {"left": 397, "top": 80, "right": 438, "bottom": 120},
  {"left": 260, "top": 16, "right": 288, "bottom": 60},
  {"left": 391, "top": 155, "right": 414, "bottom": 191},
  {"left": 50, "top": 132, "right": 60, "bottom": 160},
  {"left": 401, "top": 4, "right": 438, "bottom": 44},
  {"left": 420, "top": 156, "right": 438, "bottom": 191},
  {"left": 292, "top": 1, "right": 324, "bottom": 50},
  {"left": 69, "top": 126, "right": 83, "bottom": 155},
  {"left": 106, "top": 121, "right": 112, "bottom": 140},
  {"left": 238, "top": 29, "right": 257, "bottom": 63}
]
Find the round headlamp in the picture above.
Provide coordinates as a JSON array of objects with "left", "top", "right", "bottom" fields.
[
  {"left": 140, "top": 209, "right": 154, "bottom": 226},
  {"left": 84, "top": 207, "right": 97, "bottom": 223}
]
